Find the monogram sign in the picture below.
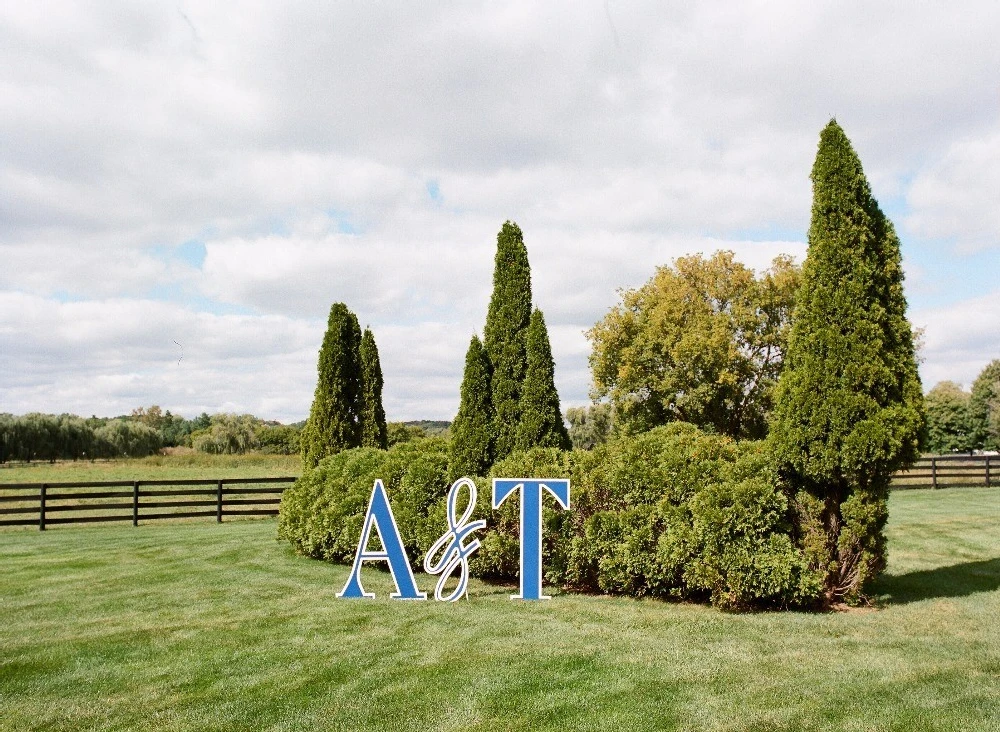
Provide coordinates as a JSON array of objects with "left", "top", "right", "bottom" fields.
[{"left": 336, "top": 477, "right": 571, "bottom": 602}]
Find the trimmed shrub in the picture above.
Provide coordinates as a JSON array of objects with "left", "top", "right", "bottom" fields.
[
  {"left": 279, "top": 422, "right": 822, "bottom": 609},
  {"left": 279, "top": 438, "right": 451, "bottom": 567}
]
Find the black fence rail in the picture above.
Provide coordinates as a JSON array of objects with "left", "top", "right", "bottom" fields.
[
  {"left": 891, "top": 455, "right": 998, "bottom": 490},
  {"left": 0, "top": 477, "right": 296, "bottom": 530}
]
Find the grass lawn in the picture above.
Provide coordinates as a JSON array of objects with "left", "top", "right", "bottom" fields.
[{"left": 1, "top": 488, "right": 999, "bottom": 731}]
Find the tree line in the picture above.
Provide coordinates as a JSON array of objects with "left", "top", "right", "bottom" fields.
[
  {"left": 923, "top": 363, "right": 1000, "bottom": 454},
  {"left": 0, "top": 407, "right": 301, "bottom": 463}
]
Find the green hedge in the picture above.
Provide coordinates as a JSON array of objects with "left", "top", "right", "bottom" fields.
[{"left": 278, "top": 424, "right": 824, "bottom": 609}]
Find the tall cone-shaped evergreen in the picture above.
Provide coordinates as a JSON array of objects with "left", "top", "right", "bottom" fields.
[
  {"left": 448, "top": 335, "right": 494, "bottom": 481},
  {"left": 769, "top": 120, "right": 924, "bottom": 604},
  {"left": 516, "top": 308, "right": 571, "bottom": 450},
  {"left": 359, "top": 327, "right": 388, "bottom": 450},
  {"left": 301, "top": 303, "right": 364, "bottom": 469},
  {"left": 483, "top": 221, "right": 532, "bottom": 462}
]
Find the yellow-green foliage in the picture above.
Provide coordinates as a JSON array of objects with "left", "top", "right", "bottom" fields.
[{"left": 587, "top": 251, "right": 800, "bottom": 440}]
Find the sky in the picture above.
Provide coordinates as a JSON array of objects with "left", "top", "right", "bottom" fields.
[{"left": 2, "top": 2, "right": 999, "bottom": 423}]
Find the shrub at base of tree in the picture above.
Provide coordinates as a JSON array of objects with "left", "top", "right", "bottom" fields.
[{"left": 278, "top": 423, "right": 825, "bottom": 610}]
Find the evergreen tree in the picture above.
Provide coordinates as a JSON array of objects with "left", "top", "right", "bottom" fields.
[
  {"left": 968, "top": 360, "right": 1000, "bottom": 450},
  {"left": 448, "top": 335, "right": 494, "bottom": 480},
  {"left": 301, "top": 303, "right": 363, "bottom": 469},
  {"left": 769, "top": 120, "right": 924, "bottom": 604},
  {"left": 483, "top": 221, "right": 532, "bottom": 461},
  {"left": 360, "top": 327, "right": 388, "bottom": 450},
  {"left": 516, "top": 309, "right": 571, "bottom": 450}
]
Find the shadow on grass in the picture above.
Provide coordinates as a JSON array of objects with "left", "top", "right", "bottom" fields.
[{"left": 873, "top": 557, "right": 1000, "bottom": 605}]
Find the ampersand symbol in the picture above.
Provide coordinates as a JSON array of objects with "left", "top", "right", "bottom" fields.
[{"left": 423, "top": 478, "right": 487, "bottom": 602}]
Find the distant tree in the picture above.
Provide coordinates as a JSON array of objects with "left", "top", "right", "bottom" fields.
[
  {"left": 566, "top": 403, "right": 615, "bottom": 450},
  {"left": 516, "top": 309, "right": 570, "bottom": 450},
  {"left": 301, "top": 303, "right": 364, "bottom": 469},
  {"left": 769, "top": 120, "right": 924, "bottom": 604},
  {"left": 359, "top": 328, "right": 388, "bottom": 450},
  {"left": 449, "top": 335, "right": 494, "bottom": 480},
  {"left": 192, "top": 414, "right": 262, "bottom": 454},
  {"left": 969, "top": 360, "right": 1000, "bottom": 451},
  {"left": 158, "top": 411, "right": 194, "bottom": 447},
  {"left": 483, "top": 221, "right": 532, "bottom": 462},
  {"left": 924, "top": 381, "right": 974, "bottom": 454},
  {"left": 256, "top": 423, "right": 302, "bottom": 455},
  {"left": 387, "top": 422, "right": 428, "bottom": 447},
  {"left": 0, "top": 414, "right": 13, "bottom": 463},
  {"left": 57, "top": 414, "right": 93, "bottom": 461},
  {"left": 95, "top": 419, "right": 162, "bottom": 458},
  {"left": 588, "top": 251, "right": 800, "bottom": 439},
  {"left": 131, "top": 405, "right": 167, "bottom": 431}
]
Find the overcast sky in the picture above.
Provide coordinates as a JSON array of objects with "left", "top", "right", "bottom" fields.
[{"left": 2, "top": 2, "right": 999, "bottom": 423}]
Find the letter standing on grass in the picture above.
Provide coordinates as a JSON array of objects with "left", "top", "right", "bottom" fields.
[
  {"left": 492, "top": 478, "right": 571, "bottom": 600},
  {"left": 337, "top": 480, "right": 427, "bottom": 600}
]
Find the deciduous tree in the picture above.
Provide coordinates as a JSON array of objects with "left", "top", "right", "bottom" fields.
[
  {"left": 924, "top": 381, "right": 974, "bottom": 454},
  {"left": 566, "top": 403, "right": 615, "bottom": 450},
  {"left": 588, "top": 251, "right": 800, "bottom": 439},
  {"left": 969, "top": 360, "right": 1000, "bottom": 451}
]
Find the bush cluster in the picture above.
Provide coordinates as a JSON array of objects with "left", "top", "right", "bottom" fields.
[{"left": 278, "top": 423, "right": 823, "bottom": 609}]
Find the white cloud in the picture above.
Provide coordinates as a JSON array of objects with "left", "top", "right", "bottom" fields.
[
  {"left": 912, "top": 291, "right": 1000, "bottom": 390},
  {"left": 906, "top": 131, "right": 1000, "bottom": 252},
  {"left": 1, "top": 1, "right": 998, "bottom": 420}
]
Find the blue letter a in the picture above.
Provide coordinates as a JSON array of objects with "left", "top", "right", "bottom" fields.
[{"left": 337, "top": 480, "right": 427, "bottom": 600}]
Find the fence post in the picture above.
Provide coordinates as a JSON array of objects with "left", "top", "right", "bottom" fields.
[
  {"left": 132, "top": 481, "right": 140, "bottom": 526},
  {"left": 39, "top": 483, "right": 47, "bottom": 531},
  {"left": 216, "top": 480, "right": 223, "bottom": 523},
  {"left": 931, "top": 457, "right": 938, "bottom": 489},
  {"left": 987, "top": 457, "right": 992, "bottom": 489}
]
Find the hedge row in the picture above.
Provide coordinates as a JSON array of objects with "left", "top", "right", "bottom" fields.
[{"left": 278, "top": 423, "right": 825, "bottom": 609}]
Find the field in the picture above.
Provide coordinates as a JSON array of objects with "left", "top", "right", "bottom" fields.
[
  {"left": 0, "top": 453, "right": 303, "bottom": 484},
  {"left": 2, "top": 484, "right": 999, "bottom": 730}
]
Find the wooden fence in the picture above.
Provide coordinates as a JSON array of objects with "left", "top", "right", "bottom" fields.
[
  {"left": 891, "top": 455, "right": 998, "bottom": 490},
  {"left": 0, "top": 477, "right": 296, "bottom": 530},
  {"left": 1, "top": 458, "right": 996, "bottom": 531}
]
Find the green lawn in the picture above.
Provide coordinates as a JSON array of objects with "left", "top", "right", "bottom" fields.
[{"left": 1, "top": 488, "right": 999, "bottom": 731}]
